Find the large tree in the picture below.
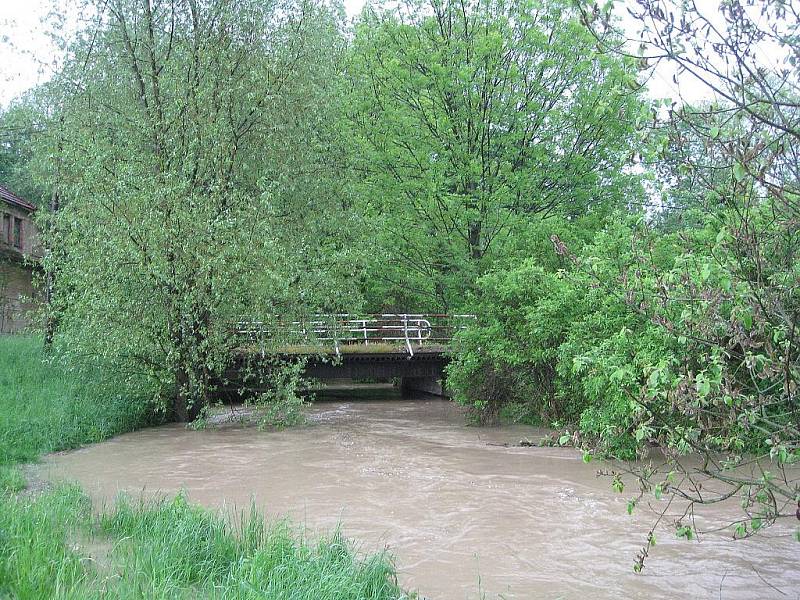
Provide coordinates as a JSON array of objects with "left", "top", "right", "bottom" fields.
[
  {"left": 347, "top": 0, "right": 647, "bottom": 310},
  {"left": 41, "top": 0, "right": 361, "bottom": 420}
]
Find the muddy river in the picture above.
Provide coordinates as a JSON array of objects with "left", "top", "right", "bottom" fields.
[{"left": 42, "top": 388, "right": 799, "bottom": 599}]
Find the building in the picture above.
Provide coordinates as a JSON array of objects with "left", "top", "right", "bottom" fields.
[{"left": 0, "top": 184, "right": 41, "bottom": 333}]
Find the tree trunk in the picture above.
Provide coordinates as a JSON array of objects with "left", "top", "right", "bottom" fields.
[
  {"left": 44, "top": 117, "right": 64, "bottom": 348},
  {"left": 173, "top": 364, "right": 202, "bottom": 422},
  {"left": 44, "top": 187, "right": 60, "bottom": 347},
  {"left": 468, "top": 220, "right": 482, "bottom": 260}
]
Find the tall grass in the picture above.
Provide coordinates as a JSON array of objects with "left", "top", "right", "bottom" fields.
[
  {"left": 0, "top": 488, "right": 407, "bottom": 599},
  {"left": 0, "top": 335, "right": 159, "bottom": 487},
  {"left": 0, "top": 486, "right": 94, "bottom": 598}
]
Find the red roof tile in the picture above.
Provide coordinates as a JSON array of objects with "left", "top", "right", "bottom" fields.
[{"left": 0, "top": 184, "right": 36, "bottom": 212}]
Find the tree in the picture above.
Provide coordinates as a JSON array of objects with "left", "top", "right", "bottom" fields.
[
  {"left": 347, "top": 0, "right": 647, "bottom": 310},
  {"left": 575, "top": 0, "right": 800, "bottom": 564},
  {"left": 0, "top": 102, "right": 47, "bottom": 204},
  {"left": 42, "top": 0, "right": 361, "bottom": 420}
]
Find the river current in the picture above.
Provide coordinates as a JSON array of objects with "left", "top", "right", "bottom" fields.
[{"left": 41, "top": 388, "right": 799, "bottom": 599}]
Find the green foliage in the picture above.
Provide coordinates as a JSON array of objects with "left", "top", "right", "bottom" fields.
[
  {"left": 0, "top": 101, "right": 47, "bottom": 204},
  {"left": 0, "top": 336, "right": 159, "bottom": 483},
  {"left": 39, "top": 0, "right": 364, "bottom": 421},
  {"left": 0, "top": 487, "right": 406, "bottom": 599},
  {"left": 2, "top": 0, "right": 795, "bottom": 564},
  {"left": 252, "top": 360, "right": 310, "bottom": 429},
  {"left": 448, "top": 210, "right": 799, "bottom": 464},
  {"left": 348, "top": 0, "right": 646, "bottom": 310},
  {"left": 447, "top": 215, "right": 667, "bottom": 457}
]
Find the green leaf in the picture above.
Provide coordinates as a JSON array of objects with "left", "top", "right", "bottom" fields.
[{"left": 696, "top": 375, "right": 711, "bottom": 398}]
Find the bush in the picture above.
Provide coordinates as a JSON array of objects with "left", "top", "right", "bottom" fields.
[
  {"left": 447, "top": 216, "right": 680, "bottom": 458},
  {"left": 250, "top": 359, "right": 310, "bottom": 429}
]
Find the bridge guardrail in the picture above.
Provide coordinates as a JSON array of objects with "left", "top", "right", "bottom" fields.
[{"left": 236, "top": 314, "right": 475, "bottom": 357}]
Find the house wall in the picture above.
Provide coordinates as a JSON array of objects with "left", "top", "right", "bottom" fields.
[
  {"left": 0, "top": 202, "right": 40, "bottom": 257},
  {"left": 0, "top": 260, "right": 37, "bottom": 334},
  {"left": 0, "top": 202, "right": 41, "bottom": 334}
]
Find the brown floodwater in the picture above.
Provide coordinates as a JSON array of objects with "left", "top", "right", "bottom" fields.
[{"left": 41, "top": 388, "right": 799, "bottom": 599}]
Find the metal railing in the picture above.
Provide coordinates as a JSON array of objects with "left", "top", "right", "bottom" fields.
[{"left": 236, "top": 314, "right": 475, "bottom": 357}]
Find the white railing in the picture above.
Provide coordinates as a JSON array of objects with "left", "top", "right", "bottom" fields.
[{"left": 236, "top": 313, "right": 475, "bottom": 357}]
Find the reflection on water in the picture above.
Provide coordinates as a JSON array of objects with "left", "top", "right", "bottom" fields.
[{"left": 43, "top": 387, "right": 800, "bottom": 599}]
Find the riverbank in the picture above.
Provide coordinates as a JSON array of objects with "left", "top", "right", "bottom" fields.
[
  {"left": 0, "top": 336, "right": 407, "bottom": 599},
  {"left": 0, "top": 335, "right": 157, "bottom": 491},
  {"left": 1, "top": 486, "right": 405, "bottom": 599}
]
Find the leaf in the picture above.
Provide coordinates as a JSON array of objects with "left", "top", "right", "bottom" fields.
[
  {"left": 733, "top": 162, "right": 747, "bottom": 181},
  {"left": 696, "top": 375, "right": 711, "bottom": 398},
  {"left": 700, "top": 262, "right": 712, "bottom": 282}
]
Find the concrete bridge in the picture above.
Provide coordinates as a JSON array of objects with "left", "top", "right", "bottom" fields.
[{"left": 230, "top": 314, "right": 473, "bottom": 396}]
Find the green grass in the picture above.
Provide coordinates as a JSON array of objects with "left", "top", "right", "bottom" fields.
[
  {"left": 0, "top": 335, "right": 407, "bottom": 599},
  {"left": 0, "top": 487, "right": 407, "bottom": 599},
  {"left": 0, "top": 335, "right": 158, "bottom": 471}
]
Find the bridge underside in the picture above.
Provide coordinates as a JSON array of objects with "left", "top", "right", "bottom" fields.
[{"left": 225, "top": 350, "right": 450, "bottom": 397}]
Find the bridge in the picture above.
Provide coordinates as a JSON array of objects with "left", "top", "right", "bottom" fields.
[{"left": 229, "top": 314, "right": 473, "bottom": 396}]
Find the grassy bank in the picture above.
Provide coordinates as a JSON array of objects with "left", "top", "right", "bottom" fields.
[
  {"left": 0, "top": 335, "right": 158, "bottom": 490},
  {"left": 0, "top": 336, "right": 406, "bottom": 599},
  {"left": 0, "top": 487, "right": 404, "bottom": 599}
]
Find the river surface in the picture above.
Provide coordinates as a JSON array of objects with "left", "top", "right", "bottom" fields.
[{"left": 42, "top": 388, "right": 799, "bottom": 599}]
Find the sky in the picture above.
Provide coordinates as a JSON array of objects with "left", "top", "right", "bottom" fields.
[
  {"left": 0, "top": 0, "right": 54, "bottom": 106},
  {"left": 0, "top": 0, "right": 724, "bottom": 110}
]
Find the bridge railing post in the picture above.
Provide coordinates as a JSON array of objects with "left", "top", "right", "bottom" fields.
[{"left": 402, "top": 314, "right": 414, "bottom": 356}]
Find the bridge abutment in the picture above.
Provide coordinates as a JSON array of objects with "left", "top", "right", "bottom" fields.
[{"left": 400, "top": 376, "right": 449, "bottom": 397}]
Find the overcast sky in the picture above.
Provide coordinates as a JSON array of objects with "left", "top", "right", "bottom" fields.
[{"left": 0, "top": 0, "right": 702, "bottom": 110}]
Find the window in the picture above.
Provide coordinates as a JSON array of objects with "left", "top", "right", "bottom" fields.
[
  {"left": 13, "top": 217, "right": 22, "bottom": 249},
  {"left": 2, "top": 214, "right": 9, "bottom": 244}
]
